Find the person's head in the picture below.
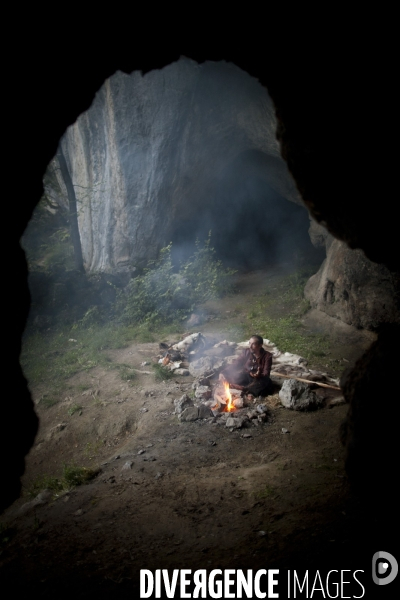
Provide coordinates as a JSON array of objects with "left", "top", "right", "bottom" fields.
[{"left": 249, "top": 335, "right": 263, "bottom": 353}]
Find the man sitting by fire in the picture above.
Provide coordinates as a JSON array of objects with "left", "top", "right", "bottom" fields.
[{"left": 219, "top": 335, "right": 273, "bottom": 399}]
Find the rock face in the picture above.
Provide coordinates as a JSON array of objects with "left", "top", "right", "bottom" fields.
[
  {"left": 305, "top": 236, "right": 399, "bottom": 330},
  {"left": 46, "top": 58, "right": 302, "bottom": 273}
]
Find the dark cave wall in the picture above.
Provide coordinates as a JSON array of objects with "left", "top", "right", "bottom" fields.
[{"left": 4, "top": 47, "right": 399, "bottom": 516}]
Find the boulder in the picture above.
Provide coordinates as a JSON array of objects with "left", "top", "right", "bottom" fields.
[
  {"left": 189, "top": 356, "right": 216, "bottom": 377},
  {"left": 179, "top": 407, "right": 199, "bottom": 422},
  {"left": 279, "top": 379, "right": 322, "bottom": 411},
  {"left": 174, "top": 394, "right": 194, "bottom": 414},
  {"left": 305, "top": 238, "right": 399, "bottom": 331},
  {"left": 198, "top": 404, "right": 213, "bottom": 419},
  {"left": 194, "top": 386, "right": 212, "bottom": 400}
]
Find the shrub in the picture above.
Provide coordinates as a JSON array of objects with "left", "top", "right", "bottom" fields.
[
  {"left": 118, "top": 233, "right": 236, "bottom": 327},
  {"left": 63, "top": 465, "right": 99, "bottom": 487}
]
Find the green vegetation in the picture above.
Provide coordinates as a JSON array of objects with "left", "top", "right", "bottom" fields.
[
  {"left": 67, "top": 403, "right": 83, "bottom": 416},
  {"left": 21, "top": 233, "right": 237, "bottom": 394},
  {"left": 26, "top": 465, "right": 99, "bottom": 499},
  {"left": 116, "top": 364, "right": 137, "bottom": 382},
  {"left": 117, "top": 233, "right": 236, "bottom": 327},
  {"left": 63, "top": 465, "right": 99, "bottom": 487},
  {"left": 228, "top": 267, "right": 340, "bottom": 374},
  {"left": 152, "top": 363, "right": 175, "bottom": 381}
]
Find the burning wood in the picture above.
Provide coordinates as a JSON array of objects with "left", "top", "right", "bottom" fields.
[
  {"left": 224, "top": 381, "right": 234, "bottom": 412},
  {"left": 212, "top": 382, "right": 243, "bottom": 413}
]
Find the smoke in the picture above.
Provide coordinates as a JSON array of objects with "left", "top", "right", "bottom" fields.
[{"left": 170, "top": 150, "right": 322, "bottom": 271}]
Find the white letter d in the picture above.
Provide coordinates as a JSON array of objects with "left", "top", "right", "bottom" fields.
[{"left": 140, "top": 570, "right": 154, "bottom": 598}]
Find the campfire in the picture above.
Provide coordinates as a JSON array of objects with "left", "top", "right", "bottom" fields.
[
  {"left": 211, "top": 381, "right": 243, "bottom": 414},
  {"left": 224, "top": 381, "right": 234, "bottom": 412}
]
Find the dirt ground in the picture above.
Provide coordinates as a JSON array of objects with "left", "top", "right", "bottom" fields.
[{"left": 0, "top": 269, "right": 380, "bottom": 598}]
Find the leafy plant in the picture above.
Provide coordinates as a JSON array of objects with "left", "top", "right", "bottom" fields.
[
  {"left": 26, "top": 465, "right": 99, "bottom": 499},
  {"left": 117, "top": 233, "right": 236, "bottom": 327},
  {"left": 63, "top": 465, "right": 98, "bottom": 487},
  {"left": 152, "top": 363, "right": 175, "bottom": 381},
  {"left": 26, "top": 474, "right": 65, "bottom": 498}
]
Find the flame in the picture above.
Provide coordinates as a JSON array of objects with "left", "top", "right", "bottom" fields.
[{"left": 224, "top": 381, "right": 234, "bottom": 412}]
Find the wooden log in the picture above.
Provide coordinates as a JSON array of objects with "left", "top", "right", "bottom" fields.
[{"left": 270, "top": 371, "right": 341, "bottom": 391}]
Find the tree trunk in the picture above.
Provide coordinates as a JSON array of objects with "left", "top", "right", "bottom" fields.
[{"left": 57, "top": 147, "right": 85, "bottom": 273}]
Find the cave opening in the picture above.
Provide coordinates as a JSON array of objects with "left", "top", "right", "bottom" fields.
[
  {"left": 6, "top": 47, "right": 399, "bottom": 599},
  {"left": 21, "top": 58, "right": 328, "bottom": 326}
]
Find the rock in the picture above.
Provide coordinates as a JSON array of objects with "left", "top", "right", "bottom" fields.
[
  {"left": 121, "top": 461, "right": 133, "bottom": 471},
  {"left": 18, "top": 489, "right": 53, "bottom": 514},
  {"left": 256, "top": 404, "right": 269, "bottom": 414},
  {"left": 137, "top": 449, "right": 145, "bottom": 455},
  {"left": 186, "top": 313, "right": 204, "bottom": 327},
  {"left": 188, "top": 356, "right": 216, "bottom": 377},
  {"left": 247, "top": 410, "right": 259, "bottom": 420},
  {"left": 179, "top": 407, "right": 199, "bottom": 422},
  {"left": 192, "top": 377, "right": 211, "bottom": 389},
  {"left": 203, "top": 346, "right": 235, "bottom": 359},
  {"left": 73, "top": 509, "right": 83, "bottom": 516},
  {"left": 174, "top": 394, "right": 194, "bottom": 414},
  {"left": 210, "top": 403, "right": 224, "bottom": 416},
  {"left": 54, "top": 422, "right": 67, "bottom": 432},
  {"left": 279, "top": 379, "right": 322, "bottom": 411},
  {"left": 198, "top": 404, "right": 213, "bottom": 419},
  {"left": 304, "top": 238, "right": 399, "bottom": 330},
  {"left": 327, "top": 396, "right": 346, "bottom": 408},
  {"left": 195, "top": 386, "right": 212, "bottom": 400},
  {"left": 233, "top": 398, "right": 244, "bottom": 409},
  {"left": 173, "top": 369, "right": 190, "bottom": 376},
  {"left": 282, "top": 428, "right": 290, "bottom": 434},
  {"left": 226, "top": 417, "right": 246, "bottom": 429},
  {"left": 48, "top": 60, "right": 299, "bottom": 275}
]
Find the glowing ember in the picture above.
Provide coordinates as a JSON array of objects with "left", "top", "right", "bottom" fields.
[{"left": 224, "top": 381, "right": 234, "bottom": 412}]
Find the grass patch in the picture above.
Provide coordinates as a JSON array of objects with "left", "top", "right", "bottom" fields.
[
  {"left": 152, "top": 363, "right": 175, "bottom": 381},
  {"left": 26, "top": 465, "right": 99, "bottom": 499},
  {"left": 237, "top": 266, "right": 340, "bottom": 375},
  {"left": 116, "top": 364, "right": 137, "bottom": 382},
  {"left": 67, "top": 403, "right": 83, "bottom": 416},
  {"left": 26, "top": 474, "right": 65, "bottom": 498},
  {"left": 38, "top": 393, "right": 61, "bottom": 408},
  {"left": 63, "top": 465, "right": 99, "bottom": 487},
  {"left": 84, "top": 440, "right": 103, "bottom": 459}
]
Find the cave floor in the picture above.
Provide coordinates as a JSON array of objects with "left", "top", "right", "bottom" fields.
[{"left": 1, "top": 268, "right": 380, "bottom": 598}]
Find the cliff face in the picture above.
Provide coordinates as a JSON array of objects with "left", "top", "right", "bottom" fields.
[
  {"left": 47, "top": 58, "right": 301, "bottom": 273},
  {"left": 305, "top": 220, "right": 399, "bottom": 330}
]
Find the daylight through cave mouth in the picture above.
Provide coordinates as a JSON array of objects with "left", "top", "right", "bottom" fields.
[{"left": 32, "top": 58, "right": 323, "bottom": 277}]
